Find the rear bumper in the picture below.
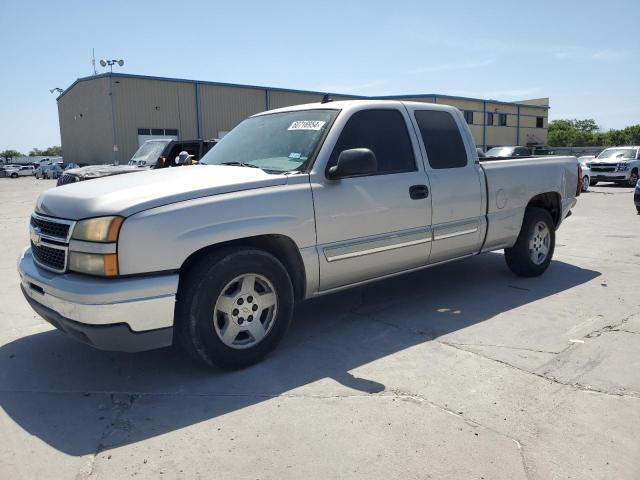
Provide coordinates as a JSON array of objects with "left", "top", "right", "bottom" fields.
[{"left": 18, "top": 248, "right": 178, "bottom": 352}]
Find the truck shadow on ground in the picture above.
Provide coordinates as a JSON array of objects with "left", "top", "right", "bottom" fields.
[{"left": 0, "top": 253, "right": 599, "bottom": 456}]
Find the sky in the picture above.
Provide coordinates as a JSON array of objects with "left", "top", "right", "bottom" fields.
[{"left": 1, "top": 0, "right": 639, "bottom": 154}]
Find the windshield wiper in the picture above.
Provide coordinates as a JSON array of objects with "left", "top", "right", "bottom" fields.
[{"left": 219, "top": 161, "right": 262, "bottom": 169}]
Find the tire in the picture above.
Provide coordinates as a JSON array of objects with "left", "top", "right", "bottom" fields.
[
  {"left": 589, "top": 179, "right": 598, "bottom": 186},
  {"left": 628, "top": 169, "right": 639, "bottom": 187},
  {"left": 176, "top": 248, "right": 294, "bottom": 369},
  {"left": 582, "top": 175, "right": 589, "bottom": 192},
  {"left": 504, "top": 207, "right": 555, "bottom": 277},
  {"left": 10, "top": 173, "right": 17, "bottom": 178}
]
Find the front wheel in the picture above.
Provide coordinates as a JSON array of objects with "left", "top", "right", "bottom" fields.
[
  {"left": 582, "top": 175, "right": 590, "bottom": 192},
  {"left": 10, "top": 173, "right": 17, "bottom": 178},
  {"left": 627, "top": 169, "right": 639, "bottom": 187},
  {"left": 176, "top": 248, "right": 294, "bottom": 369},
  {"left": 505, "top": 208, "right": 555, "bottom": 277}
]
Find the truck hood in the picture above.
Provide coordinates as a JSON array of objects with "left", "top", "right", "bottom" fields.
[
  {"left": 36, "top": 165, "right": 289, "bottom": 219},
  {"left": 65, "top": 164, "right": 146, "bottom": 179}
]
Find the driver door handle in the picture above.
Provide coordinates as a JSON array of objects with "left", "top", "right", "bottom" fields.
[{"left": 409, "top": 184, "right": 429, "bottom": 200}]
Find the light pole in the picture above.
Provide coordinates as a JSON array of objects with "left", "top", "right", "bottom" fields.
[
  {"left": 99, "top": 59, "right": 125, "bottom": 73},
  {"left": 49, "top": 88, "right": 64, "bottom": 95},
  {"left": 99, "top": 59, "right": 124, "bottom": 164}
]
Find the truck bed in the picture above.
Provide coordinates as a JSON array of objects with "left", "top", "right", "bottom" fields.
[{"left": 479, "top": 155, "right": 579, "bottom": 252}]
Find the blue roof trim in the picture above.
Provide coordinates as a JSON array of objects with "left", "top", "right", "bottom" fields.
[{"left": 56, "top": 73, "right": 548, "bottom": 109}]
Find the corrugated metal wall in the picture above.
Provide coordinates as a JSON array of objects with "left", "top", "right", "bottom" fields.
[
  {"left": 111, "top": 77, "right": 198, "bottom": 163},
  {"left": 58, "top": 74, "right": 549, "bottom": 164},
  {"left": 58, "top": 77, "right": 114, "bottom": 165},
  {"left": 199, "top": 85, "right": 266, "bottom": 140}
]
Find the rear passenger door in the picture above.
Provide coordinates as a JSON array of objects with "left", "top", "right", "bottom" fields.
[{"left": 407, "top": 107, "right": 485, "bottom": 263}]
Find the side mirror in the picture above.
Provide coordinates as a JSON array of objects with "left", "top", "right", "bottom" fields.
[{"left": 327, "top": 148, "right": 377, "bottom": 179}]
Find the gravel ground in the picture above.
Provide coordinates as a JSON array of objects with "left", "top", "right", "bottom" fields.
[{"left": 1, "top": 177, "right": 639, "bottom": 479}]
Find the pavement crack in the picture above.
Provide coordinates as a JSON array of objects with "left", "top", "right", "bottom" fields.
[
  {"left": 443, "top": 341, "right": 562, "bottom": 355},
  {"left": 75, "top": 393, "right": 138, "bottom": 480},
  {"left": 387, "top": 387, "right": 532, "bottom": 478},
  {"left": 438, "top": 340, "right": 640, "bottom": 399}
]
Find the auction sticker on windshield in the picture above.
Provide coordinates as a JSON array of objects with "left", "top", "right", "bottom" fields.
[{"left": 288, "top": 120, "right": 326, "bottom": 131}]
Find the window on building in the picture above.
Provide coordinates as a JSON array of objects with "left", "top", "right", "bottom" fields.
[
  {"left": 329, "top": 109, "right": 416, "bottom": 175},
  {"left": 165, "top": 129, "right": 179, "bottom": 136},
  {"left": 414, "top": 110, "right": 468, "bottom": 169},
  {"left": 498, "top": 113, "right": 507, "bottom": 126},
  {"left": 463, "top": 110, "right": 474, "bottom": 124},
  {"left": 151, "top": 128, "right": 164, "bottom": 135},
  {"left": 536, "top": 117, "right": 544, "bottom": 128},
  {"left": 137, "top": 128, "right": 151, "bottom": 135},
  {"left": 486, "top": 112, "right": 494, "bottom": 126}
]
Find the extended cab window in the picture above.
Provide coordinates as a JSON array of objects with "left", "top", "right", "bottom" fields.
[
  {"left": 329, "top": 109, "right": 416, "bottom": 175},
  {"left": 414, "top": 110, "right": 467, "bottom": 169}
]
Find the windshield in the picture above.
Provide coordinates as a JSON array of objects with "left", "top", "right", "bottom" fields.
[
  {"left": 200, "top": 110, "right": 338, "bottom": 173},
  {"left": 485, "top": 147, "right": 515, "bottom": 157},
  {"left": 597, "top": 148, "right": 637, "bottom": 160},
  {"left": 129, "top": 140, "right": 170, "bottom": 166}
]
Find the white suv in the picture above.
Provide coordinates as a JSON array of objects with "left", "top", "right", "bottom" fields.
[
  {"left": 6, "top": 165, "right": 35, "bottom": 178},
  {"left": 587, "top": 146, "right": 640, "bottom": 187}
]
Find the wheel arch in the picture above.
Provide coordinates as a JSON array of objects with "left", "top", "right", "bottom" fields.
[
  {"left": 179, "top": 234, "right": 307, "bottom": 301},
  {"left": 525, "top": 192, "right": 561, "bottom": 229}
]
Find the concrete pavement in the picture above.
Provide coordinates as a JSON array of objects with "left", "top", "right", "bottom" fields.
[{"left": 1, "top": 177, "right": 638, "bottom": 479}]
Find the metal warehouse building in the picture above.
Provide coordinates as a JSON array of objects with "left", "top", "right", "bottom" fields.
[{"left": 57, "top": 73, "right": 549, "bottom": 165}]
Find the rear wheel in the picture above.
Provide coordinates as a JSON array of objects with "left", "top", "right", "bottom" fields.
[
  {"left": 505, "top": 208, "right": 555, "bottom": 277},
  {"left": 10, "top": 172, "right": 17, "bottom": 178},
  {"left": 176, "top": 248, "right": 294, "bottom": 369}
]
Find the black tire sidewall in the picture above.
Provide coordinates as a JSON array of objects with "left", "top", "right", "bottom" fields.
[
  {"left": 182, "top": 249, "right": 294, "bottom": 368},
  {"left": 506, "top": 208, "right": 555, "bottom": 276}
]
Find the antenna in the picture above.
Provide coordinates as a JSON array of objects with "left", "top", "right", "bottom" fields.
[
  {"left": 92, "top": 48, "right": 97, "bottom": 75},
  {"left": 321, "top": 94, "right": 333, "bottom": 104}
]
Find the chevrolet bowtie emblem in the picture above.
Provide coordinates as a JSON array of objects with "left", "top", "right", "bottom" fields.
[{"left": 30, "top": 227, "right": 42, "bottom": 246}]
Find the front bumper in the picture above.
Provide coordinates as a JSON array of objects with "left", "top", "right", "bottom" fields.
[
  {"left": 590, "top": 170, "right": 630, "bottom": 181},
  {"left": 18, "top": 248, "right": 178, "bottom": 352}
]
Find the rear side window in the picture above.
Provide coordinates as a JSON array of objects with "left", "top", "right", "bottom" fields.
[
  {"left": 329, "top": 109, "right": 416, "bottom": 175},
  {"left": 414, "top": 110, "right": 468, "bottom": 169}
]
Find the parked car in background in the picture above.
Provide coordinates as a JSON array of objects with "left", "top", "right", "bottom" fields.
[
  {"left": 56, "top": 139, "right": 218, "bottom": 186},
  {"left": 6, "top": 165, "right": 35, "bottom": 178},
  {"left": 19, "top": 100, "right": 579, "bottom": 368},
  {"left": 45, "top": 164, "right": 64, "bottom": 179},
  {"left": 35, "top": 165, "right": 52, "bottom": 179},
  {"left": 485, "top": 146, "right": 531, "bottom": 158},
  {"left": 578, "top": 156, "right": 594, "bottom": 192},
  {"left": 586, "top": 146, "right": 639, "bottom": 187}
]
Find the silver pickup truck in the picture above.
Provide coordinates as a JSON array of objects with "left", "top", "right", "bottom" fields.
[{"left": 19, "top": 100, "right": 579, "bottom": 368}]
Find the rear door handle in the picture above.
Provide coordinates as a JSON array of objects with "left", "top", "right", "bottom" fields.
[{"left": 409, "top": 184, "right": 429, "bottom": 200}]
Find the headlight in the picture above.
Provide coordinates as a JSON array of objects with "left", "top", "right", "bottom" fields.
[
  {"left": 72, "top": 216, "right": 123, "bottom": 242},
  {"left": 69, "top": 216, "right": 123, "bottom": 276},
  {"left": 616, "top": 162, "right": 630, "bottom": 172}
]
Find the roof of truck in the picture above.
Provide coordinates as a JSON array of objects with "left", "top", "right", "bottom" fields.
[{"left": 256, "top": 99, "right": 461, "bottom": 116}]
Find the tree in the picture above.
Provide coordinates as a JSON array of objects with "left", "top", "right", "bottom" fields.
[
  {"left": 29, "top": 146, "right": 62, "bottom": 157},
  {"left": 0, "top": 149, "right": 23, "bottom": 161},
  {"left": 548, "top": 119, "right": 640, "bottom": 147}
]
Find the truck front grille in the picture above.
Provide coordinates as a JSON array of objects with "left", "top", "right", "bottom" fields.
[
  {"left": 30, "top": 215, "right": 71, "bottom": 240},
  {"left": 57, "top": 173, "right": 78, "bottom": 186},
  {"left": 589, "top": 163, "right": 616, "bottom": 173},
  {"left": 31, "top": 241, "right": 67, "bottom": 272}
]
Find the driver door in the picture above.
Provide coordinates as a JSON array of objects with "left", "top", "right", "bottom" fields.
[{"left": 310, "top": 107, "right": 432, "bottom": 292}]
